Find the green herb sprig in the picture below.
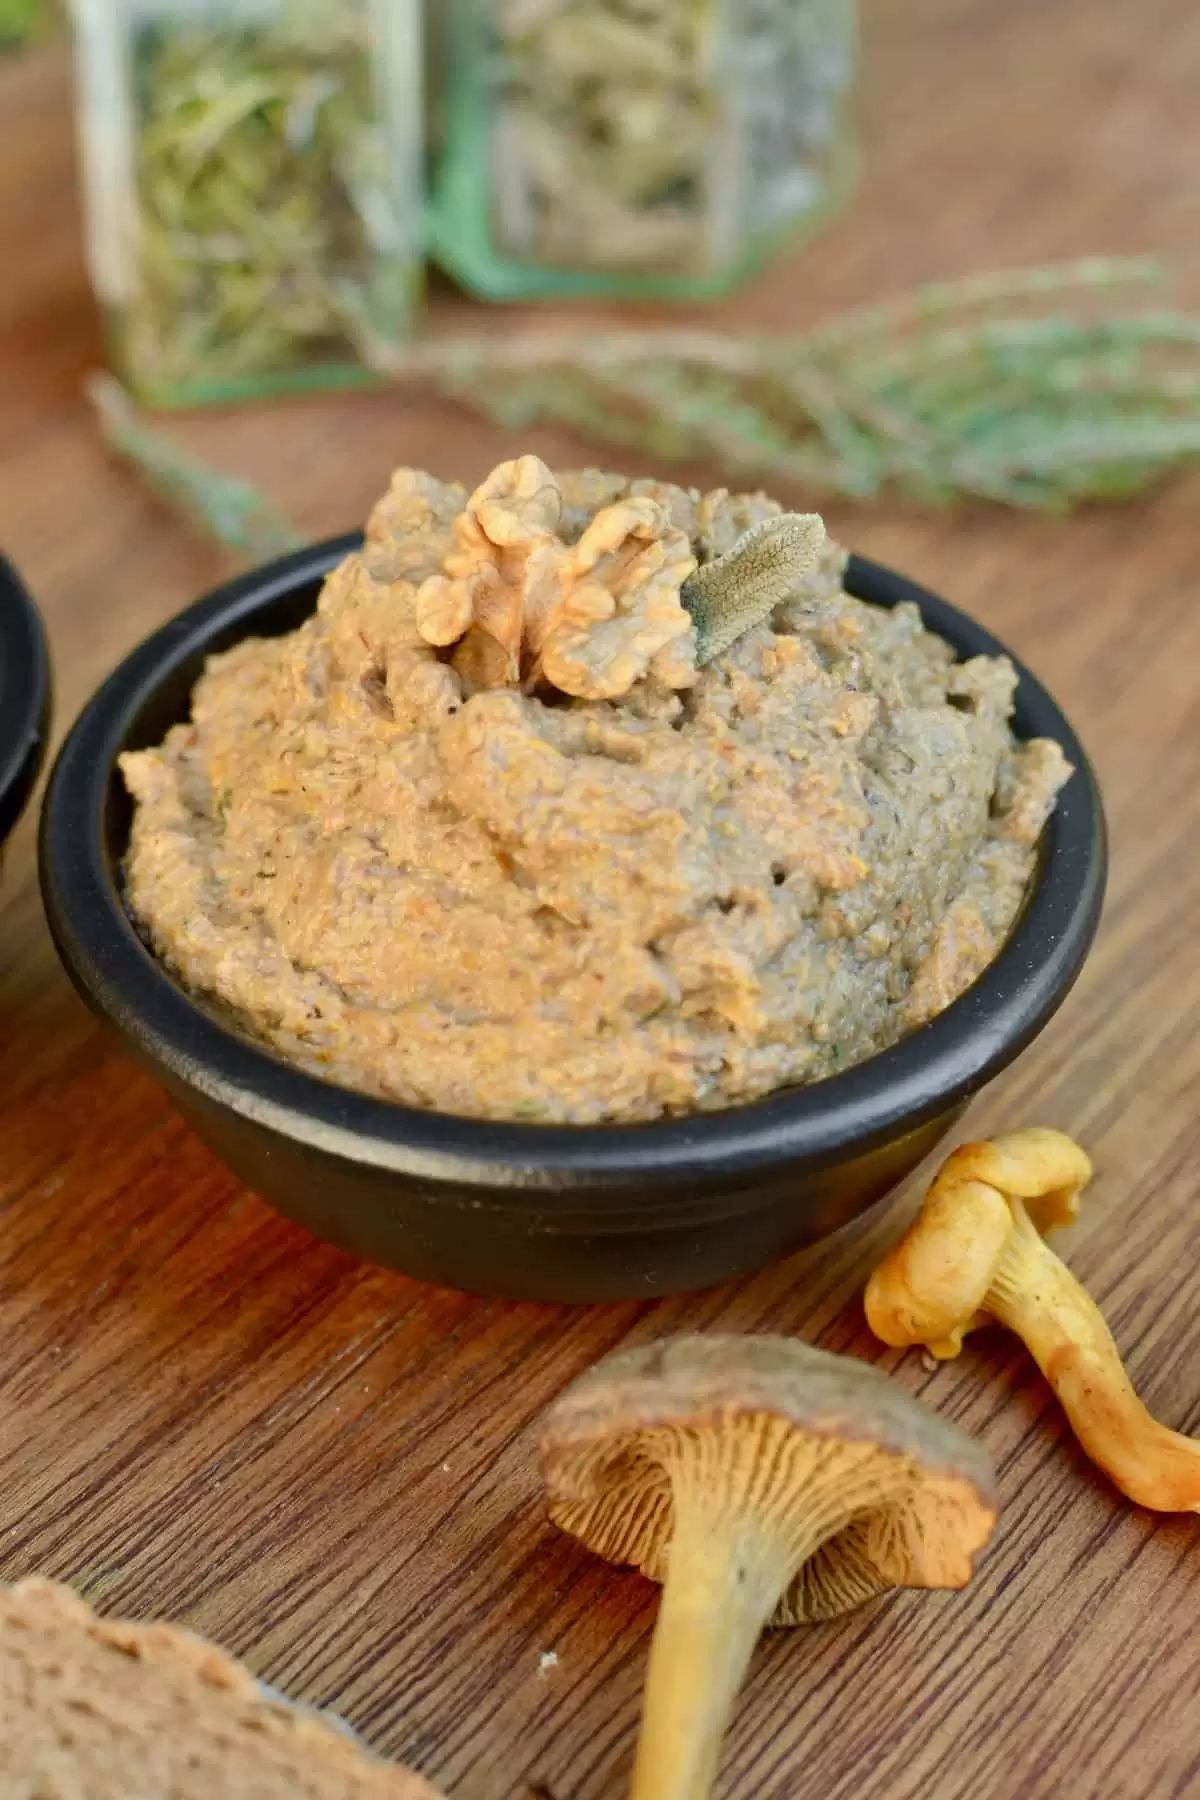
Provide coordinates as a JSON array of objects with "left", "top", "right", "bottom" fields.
[
  {"left": 93, "top": 259, "right": 1200, "bottom": 554},
  {"left": 89, "top": 376, "right": 303, "bottom": 560},
  {"left": 369, "top": 257, "right": 1200, "bottom": 511}
]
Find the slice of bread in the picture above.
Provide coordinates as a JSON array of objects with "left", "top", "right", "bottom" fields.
[{"left": 0, "top": 1578, "right": 443, "bottom": 1798}]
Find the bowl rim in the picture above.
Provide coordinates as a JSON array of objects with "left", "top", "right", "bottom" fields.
[
  {"left": 39, "top": 538, "right": 1106, "bottom": 1197},
  {"left": 1, "top": 555, "right": 52, "bottom": 846}
]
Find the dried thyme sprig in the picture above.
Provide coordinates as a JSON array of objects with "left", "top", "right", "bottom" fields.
[
  {"left": 88, "top": 375, "right": 303, "bottom": 558},
  {"left": 94, "top": 259, "right": 1200, "bottom": 555},
  {"left": 361, "top": 257, "right": 1200, "bottom": 510}
]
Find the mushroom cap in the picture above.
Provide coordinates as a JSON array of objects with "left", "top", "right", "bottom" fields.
[
  {"left": 953, "top": 1130, "right": 1092, "bottom": 1233},
  {"left": 865, "top": 1130, "right": 1093, "bottom": 1356},
  {"left": 540, "top": 1334, "right": 996, "bottom": 1624}
]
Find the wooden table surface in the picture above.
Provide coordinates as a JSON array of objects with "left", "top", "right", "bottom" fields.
[{"left": 2, "top": 6, "right": 1199, "bottom": 1796}]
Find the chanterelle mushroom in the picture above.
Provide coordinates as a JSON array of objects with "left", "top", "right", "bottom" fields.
[
  {"left": 540, "top": 1334, "right": 996, "bottom": 1800},
  {"left": 865, "top": 1128, "right": 1200, "bottom": 1513}
]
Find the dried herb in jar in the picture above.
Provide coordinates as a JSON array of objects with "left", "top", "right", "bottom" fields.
[
  {"left": 739, "top": 0, "right": 857, "bottom": 238},
  {"left": 489, "top": 0, "right": 735, "bottom": 275},
  {"left": 73, "top": 0, "right": 422, "bottom": 404},
  {"left": 433, "top": 0, "right": 856, "bottom": 299}
]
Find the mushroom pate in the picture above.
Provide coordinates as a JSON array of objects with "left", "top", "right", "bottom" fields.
[{"left": 120, "top": 455, "right": 1070, "bottom": 1124}]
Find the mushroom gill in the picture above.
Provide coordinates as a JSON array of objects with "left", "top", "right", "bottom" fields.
[{"left": 540, "top": 1334, "right": 996, "bottom": 1800}]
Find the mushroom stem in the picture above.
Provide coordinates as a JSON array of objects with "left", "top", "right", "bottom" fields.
[
  {"left": 631, "top": 1486, "right": 814, "bottom": 1800},
  {"left": 541, "top": 1337, "right": 998, "bottom": 1796},
  {"left": 988, "top": 1203, "right": 1200, "bottom": 1513}
]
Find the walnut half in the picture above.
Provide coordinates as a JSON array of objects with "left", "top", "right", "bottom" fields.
[
  {"left": 414, "top": 455, "right": 564, "bottom": 691},
  {"left": 535, "top": 494, "right": 698, "bottom": 700},
  {"left": 412, "top": 456, "right": 698, "bottom": 700}
]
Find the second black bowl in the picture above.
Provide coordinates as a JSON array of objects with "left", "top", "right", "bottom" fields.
[
  {"left": 39, "top": 542, "right": 1105, "bottom": 1301},
  {"left": 1, "top": 556, "right": 51, "bottom": 856}
]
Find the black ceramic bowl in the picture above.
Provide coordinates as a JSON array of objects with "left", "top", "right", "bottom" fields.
[
  {"left": 39, "top": 540, "right": 1105, "bottom": 1302},
  {"left": 0, "top": 556, "right": 51, "bottom": 856}
]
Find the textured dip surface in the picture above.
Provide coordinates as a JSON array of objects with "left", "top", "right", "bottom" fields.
[{"left": 121, "top": 460, "right": 1069, "bottom": 1124}]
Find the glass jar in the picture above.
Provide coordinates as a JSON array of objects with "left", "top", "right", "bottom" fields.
[
  {"left": 70, "top": 0, "right": 424, "bottom": 405},
  {"left": 432, "top": 0, "right": 858, "bottom": 302}
]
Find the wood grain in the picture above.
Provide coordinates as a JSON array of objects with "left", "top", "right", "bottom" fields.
[{"left": 2, "top": 5, "right": 1199, "bottom": 1795}]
